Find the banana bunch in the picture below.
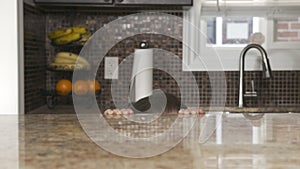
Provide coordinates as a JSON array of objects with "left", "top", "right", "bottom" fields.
[
  {"left": 48, "top": 26, "right": 91, "bottom": 45},
  {"left": 76, "top": 31, "right": 92, "bottom": 46},
  {"left": 49, "top": 52, "right": 90, "bottom": 71}
]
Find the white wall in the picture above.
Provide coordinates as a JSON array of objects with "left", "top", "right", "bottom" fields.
[
  {"left": 0, "top": 0, "right": 19, "bottom": 115},
  {"left": 0, "top": 1, "right": 20, "bottom": 168}
]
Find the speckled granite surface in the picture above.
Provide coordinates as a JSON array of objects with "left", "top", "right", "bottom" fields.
[{"left": 14, "top": 113, "right": 300, "bottom": 169}]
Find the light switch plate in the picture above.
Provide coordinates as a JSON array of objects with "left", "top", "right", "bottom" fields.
[{"left": 105, "top": 57, "right": 119, "bottom": 79}]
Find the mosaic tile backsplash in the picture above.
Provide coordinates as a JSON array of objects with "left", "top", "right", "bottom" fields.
[
  {"left": 24, "top": 4, "right": 46, "bottom": 112},
  {"left": 24, "top": 5, "right": 300, "bottom": 113}
]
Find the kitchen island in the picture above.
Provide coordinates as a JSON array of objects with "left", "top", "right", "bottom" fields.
[{"left": 14, "top": 113, "right": 300, "bottom": 168}]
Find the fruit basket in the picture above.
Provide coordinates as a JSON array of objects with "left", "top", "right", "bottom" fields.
[{"left": 45, "top": 26, "right": 96, "bottom": 109}]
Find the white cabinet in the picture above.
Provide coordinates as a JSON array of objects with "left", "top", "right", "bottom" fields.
[{"left": 0, "top": 0, "right": 19, "bottom": 114}]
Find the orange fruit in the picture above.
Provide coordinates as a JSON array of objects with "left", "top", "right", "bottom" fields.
[
  {"left": 56, "top": 79, "right": 72, "bottom": 96},
  {"left": 87, "top": 80, "right": 101, "bottom": 94},
  {"left": 73, "top": 80, "right": 89, "bottom": 95}
]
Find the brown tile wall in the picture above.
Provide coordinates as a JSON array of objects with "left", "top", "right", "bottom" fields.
[
  {"left": 45, "top": 10, "right": 183, "bottom": 109},
  {"left": 24, "top": 4, "right": 47, "bottom": 113},
  {"left": 194, "top": 71, "right": 300, "bottom": 107},
  {"left": 37, "top": 9, "right": 300, "bottom": 112}
]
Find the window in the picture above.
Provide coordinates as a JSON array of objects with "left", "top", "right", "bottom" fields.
[
  {"left": 222, "top": 18, "right": 253, "bottom": 44},
  {"left": 267, "top": 17, "right": 300, "bottom": 49},
  {"left": 183, "top": 0, "right": 300, "bottom": 71},
  {"left": 274, "top": 17, "right": 300, "bottom": 42},
  {"left": 206, "top": 17, "right": 216, "bottom": 44},
  {"left": 206, "top": 17, "right": 254, "bottom": 46}
]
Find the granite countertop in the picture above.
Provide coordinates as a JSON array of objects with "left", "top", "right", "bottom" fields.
[
  {"left": 5, "top": 112, "right": 298, "bottom": 169},
  {"left": 29, "top": 105, "right": 300, "bottom": 114}
]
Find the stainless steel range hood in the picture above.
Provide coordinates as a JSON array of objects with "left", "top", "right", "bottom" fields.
[
  {"left": 34, "top": 0, "right": 113, "bottom": 5},
  {"left": 114, "top": 0, "right": 193, "bottom": 6},
  {"left": 34, "top": 0, "right": 193, "bottom": 6}
]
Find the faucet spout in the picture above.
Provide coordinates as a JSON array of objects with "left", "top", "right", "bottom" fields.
[{"left": 238, "top": 44, "right": 272, "bottom": 108}]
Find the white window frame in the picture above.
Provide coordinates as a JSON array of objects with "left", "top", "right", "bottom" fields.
[{"left": 204, "top": 17, "right": 260, "bottom": 48}]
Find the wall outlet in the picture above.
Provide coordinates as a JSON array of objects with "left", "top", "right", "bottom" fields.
[{"left": 105, "top": 57, "right": 119, "bottom": 79}]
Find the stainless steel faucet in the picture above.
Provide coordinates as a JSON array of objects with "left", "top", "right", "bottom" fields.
[{"left": 238, "top": 44, "right": 272, "bottom": 108}]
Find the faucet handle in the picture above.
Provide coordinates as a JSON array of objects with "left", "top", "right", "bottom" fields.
[
  {"left": 251, "top": 80, "right": 255, "bottom": 93},
  {"left": 244, "top": 80, "right": 257, "bottom": 97}
]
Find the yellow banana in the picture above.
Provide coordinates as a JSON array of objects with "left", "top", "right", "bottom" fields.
[
  {"left": 53, "top": 58, "right": 76, "bottom": 64},
  {"left": 55, "top": 52, "right": 90, "bottom": 67},
  {"left": 49, "top": 63, "right": 87, "bottom": 71},
  {"left": 80, "top": 31, "right": 91, "bottom": 42},
  {"left": 55, "top": 52, "right": 78, "bottom": 61},
  {"left": 74, "top": 64, "right": 87, "bottom": 69},
  {"left": 49, "top": 63, "right": 73, "bottom": 71},
  {"left": 54, "top": 33, "right": 81, "bottom": 45},
  {"left": 75, "top": 31, "right": 91, "bottom": 45},
  {"left": 72, "top": 26, "right": 87, "bottom": 35},
  {"left": 48, "top": 28, "right": 72, "bottom": 40}
]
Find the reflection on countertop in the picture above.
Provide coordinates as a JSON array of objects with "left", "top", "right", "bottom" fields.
[
  {"left": 9, "top": 112, "right": 300, "bottom": 168},
  {"left": 28, "top": 105, "right": 300, "bottom": 114},
  {"left": 203, "top": 107, "right": 300, "bottom": 113}
]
